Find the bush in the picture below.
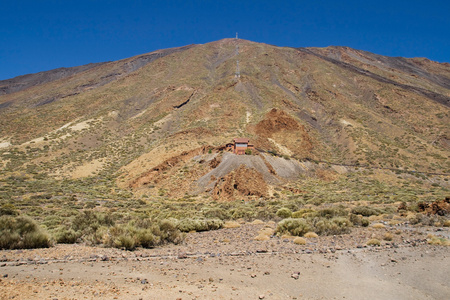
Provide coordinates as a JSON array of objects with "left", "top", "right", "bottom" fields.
[
  {"left": 54, "top": 228, "right": 81, "bottom": 244},
  {"left": 351, "top": 206, "right": 381, "bottom": 217},
  {"left": 103, "top": 219, "right": 183, "bottom": 250},
  {"left": 408, "top": 213, "right": 435, "bottom": 226},
  {"left": 292, "top": 208, "right": 316, "bottom": 219},
  {"left": 276, "top": 218, "right": 311, "bottom": 237},
  {"left": 154, "top": 219, "right": 183, "bottom": 244},
  {"left": 276, "top": 208, "right": 292, "bottom": 219},
  {"left": 114, "top": 234, "right": 136, "bottom": 251},
  {"left": 177, "top": 218, "right": 223, "bottom": 232},
  {"left": 203, "top": 208, "right": 230, "bottom": 220},
  {"left": 255, "top": 208, "right": 275, "bottom": 220},
  {"left": 317, "top": 207, "right": 348, "bottom": 219},
  {"left": 231, "top": 207, "right": 257, "bottom": 220},
  {"left": 0, "top": 215, "right": 51, "bottom": 249},
  {"left": 0, "top": 203, "right": 18, "bottom": 216},
  {"left": 57, "top": 210, "right": 115, "bottom": 244},
  {"left": 311, "top": 217, "right": 352, "bottom": 235},
  {"left": 136, "top": 229, "right": 160, "bottom": 248},
  {"left": 349, "top": 213, "right": 370, "bottom": 227}
]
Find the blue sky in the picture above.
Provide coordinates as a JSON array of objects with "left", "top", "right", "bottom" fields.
[{"left": 1, "top": 0, "right": 449, "bottom": 80}]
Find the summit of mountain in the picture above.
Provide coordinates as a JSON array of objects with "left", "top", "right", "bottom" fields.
[{"left": 0, "top": 38, "right": 448, "bottom": 199}]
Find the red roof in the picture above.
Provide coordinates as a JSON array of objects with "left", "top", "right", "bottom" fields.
[{"left": 234, "top": 138, "right": 249, "bottom": 143}]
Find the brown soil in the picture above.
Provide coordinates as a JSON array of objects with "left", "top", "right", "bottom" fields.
[
  {"left": 252, "top": 108, "right": 314, "bottom": 158},
  {"left": 209, "top": 156, "right": 221, "bottom": 168},
  {"left": 130, "top": 145, "right": 215, "bottom": 188},
  {"left": 255, "top": 108, "right": 301, "bottom": 137},
  {"left": 212, "top": 165, "right": 268, "bottom": 200},
  {"left": 315, "top": 168, "right": 339, "bottom": 181}
]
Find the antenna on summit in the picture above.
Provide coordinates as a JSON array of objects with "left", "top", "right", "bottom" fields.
[{"left": 236, "top": 32, "right": 238, "bottom": 39}]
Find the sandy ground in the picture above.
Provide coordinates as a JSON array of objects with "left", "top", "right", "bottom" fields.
[{"left": 1, "top": 224, "right": 449, "bottom": 300}]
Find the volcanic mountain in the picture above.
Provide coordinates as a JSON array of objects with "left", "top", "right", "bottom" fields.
[{"left": 0, "top": 39, "right": 449, "bottom": 199}]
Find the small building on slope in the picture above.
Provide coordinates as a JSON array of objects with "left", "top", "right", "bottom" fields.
[{"left": 226, "top": 138, "right": 254, "bottom": 155}]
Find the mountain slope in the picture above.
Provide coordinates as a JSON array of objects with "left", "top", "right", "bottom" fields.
[{"left": 0, "top": 39, "right": 448, "bottom": 199}]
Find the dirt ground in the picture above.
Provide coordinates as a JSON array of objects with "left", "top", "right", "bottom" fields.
[{"left": 1, "top": 223, "right": 449, "bottom": 300}]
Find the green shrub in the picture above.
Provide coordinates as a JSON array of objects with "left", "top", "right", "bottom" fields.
[
  {"left": 349, "top": 213, "right": 370, "bottom": 227},
  {"left": 292, "top": 208, "right": 316, "bottom": 219},
  {"left": 42, "top": 215, "right": 62, "bottom": 230},
  {"left": 0, "top": 215, "right": 51, "bottom": 249},
  {"left": 96, "top": 217, "right": 184, "bottom": 250},
  {"left": 276, "top": 218, "right": 311, "bottom": 236},
  {"left": 276, "top": 208, "right": 292, "bottom": 219},
  {"left": 351, "top": 206, "right": 381, "bottom": 217},
  {"left": 408, "top": 213, "right": 435, "bottom": 226},
  {"left": 53, "top": 228, "right": 81, "bottom": 244},
  {"left": 59, "top": 210, "right": 115, "bottom": 244},
  {"left": 136, "top": 229, "right": 160, "bottom": 248},
  {"left": 203, "top": 208, "right": 230, "bottom": 220},
  {"left": 177, "top": 218, "right": 223, "bottom": 232},
  {"left": 311, "top": 217, "right": 352, "bottom": 235},
  {"left": 177, "top": 218, "right": 200, "bottom": 232},
  {"left": 156, "top": 219, "right": 183, "bottom": 244},
  {"left": 255, "top": 208, "right": 275, "bottom": 220},
  {"left": 231, "top": 207, "right": 257, "bottom": 220},
  {"left": 0, "top": 203, "right": 18, "bottom": 216},
  {"left": 317, "top": 207, "right": 348, "bottom": 219},
  {"left": 114, "top": 234, "right": 136, "bottom": 251}
]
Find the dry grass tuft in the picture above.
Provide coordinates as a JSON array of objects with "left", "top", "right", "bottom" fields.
[
  {"left": 254, "top": 234, "right": 270, "bottom": 241},
  {"left": 223, "top": 221, "right": 241, "bottom": 229},
  {"left": 259, "top": 228, "right": 274, "bottom": 236},
  {"left": 304, "top": 232, "right": 319, "bottom": 238},
  {"left": 427, "top": 235, "right": 450, "bottom": 246},
  {"left": 372, "top": 223, "right": 386, "bottom": 229},
  {"left": 368, "top": 215, "right": 383, "bottom": 221},
  {"left": 383, "top": 232, "right": 393, "bottom": 241},
  {"left": 388, "top": 220, "right": 402, "bottom": 226},
  {"left": 443, "top": 220, "right": 450, "bottom": 227},
  {"left": 366, "top": 238, "right": 381, "bottom": 246},
  {"left": 251, "top": 219, "right": 265, "bottom": 225},
  {"left": 293, "top": 237, "right": 306, "bottom": 245}
]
